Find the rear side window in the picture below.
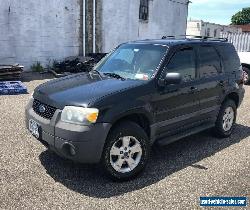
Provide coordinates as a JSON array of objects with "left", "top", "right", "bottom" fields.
[
  {"left": 216, "top": 44, "right": 240, "bottom": 73},
  {"left": 167, "top": 48, "right": 196, "bottom": 82},
  {"left": 198, "top": 46, "right": 221, "bottom": 78}
]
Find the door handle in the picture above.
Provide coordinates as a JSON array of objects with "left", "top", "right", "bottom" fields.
[
  {"left": 219, "top": 81, "right": 225, "bottom": 86},
  {"left": 189, "top": 86, "right": 198, "bottom": 93}
]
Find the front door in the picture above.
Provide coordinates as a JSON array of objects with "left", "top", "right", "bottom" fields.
[{"left": 152, "top": 46, "right": 200, "bottom": 139}]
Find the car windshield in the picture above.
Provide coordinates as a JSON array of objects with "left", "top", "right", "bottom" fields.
[{"left": 94, "top": 44, "right": 167, "bottom": 80}]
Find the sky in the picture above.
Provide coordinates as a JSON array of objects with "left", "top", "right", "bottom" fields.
[{"left": 188, "top": 0, "right": 250, "bottom": 25}]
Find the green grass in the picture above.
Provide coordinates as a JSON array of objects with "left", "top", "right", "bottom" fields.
[{"left": 31, "top": 62, "right": 44, "bottom": 72}]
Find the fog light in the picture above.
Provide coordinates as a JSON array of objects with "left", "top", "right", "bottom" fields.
[
  {"left": 69, "top": 146, "right": 76, "bottom": 156},
  {"left": 62, "top": 143, "right": 76, "bottom": 157}
]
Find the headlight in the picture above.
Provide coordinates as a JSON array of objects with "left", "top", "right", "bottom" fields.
[{"left": 61, "top": 106, "right": 99, "bottom": 125}]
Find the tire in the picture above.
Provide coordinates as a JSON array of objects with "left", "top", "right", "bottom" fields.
[
  {"left": 243, "top": 66, "right": 250, "bottom": 85},
  {"left": 213, "top": 99, "right": 237, "bottom": 138},
  {"left": 101, "top": 121, "right": 150, "bottom": 181}
]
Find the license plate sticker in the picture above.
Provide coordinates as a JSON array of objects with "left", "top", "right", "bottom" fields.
[{"left": 29, "top": 119, "right": 40, "bottom": 139}]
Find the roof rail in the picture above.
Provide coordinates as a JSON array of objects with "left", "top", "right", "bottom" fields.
[{"left": 161, "top": 35, "right": 228, "bottom": 42}]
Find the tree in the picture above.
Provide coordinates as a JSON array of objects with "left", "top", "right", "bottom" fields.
[{"left": 231, "top": 7, "right": 250, "bottom": 25}]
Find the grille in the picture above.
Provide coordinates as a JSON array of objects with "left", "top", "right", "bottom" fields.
[{"left": 32, "top": 99, "right": 57, "bottom": 120}]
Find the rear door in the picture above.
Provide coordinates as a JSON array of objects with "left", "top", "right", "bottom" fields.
[
  {"left": 152, "top": 45, "right": 201, "bottom": 139},
  {"left": 196, "top": 44, "right": 226, "bottom": 122}
]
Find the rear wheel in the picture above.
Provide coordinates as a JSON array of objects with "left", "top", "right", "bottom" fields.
[
  {"left": 243, "top": 66, "right": 250, "bottom": 85},
  {"left": 213, "top": 100, "right": 236, "bottom": 138},
  {"left": 102, "top": 121, "right": 150, "bottom": 181}
]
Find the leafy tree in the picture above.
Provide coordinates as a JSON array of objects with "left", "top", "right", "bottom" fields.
[{"left": 231, "top": 7, "right": 250, "bottom": 25}]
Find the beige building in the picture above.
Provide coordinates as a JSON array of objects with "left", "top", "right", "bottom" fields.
[{"left": 186, "top": 20, "right": 242, "bottom": 38}]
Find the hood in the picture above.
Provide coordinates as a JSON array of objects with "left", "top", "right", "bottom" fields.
[{"left": 34, "top": 72, "right": 143, "bottom": 109}]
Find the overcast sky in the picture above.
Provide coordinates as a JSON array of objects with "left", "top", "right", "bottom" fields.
[{"left": 188, "top": 0, "right": 250, "bottom": 25}]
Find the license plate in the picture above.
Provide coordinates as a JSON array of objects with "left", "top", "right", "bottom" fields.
[{"left": 29, "top": 119, "right": 40, "bottom": 139}]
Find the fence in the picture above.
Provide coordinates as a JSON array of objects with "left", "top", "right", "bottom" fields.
[{"left": 221, "top": 32, "right": 250, "bottom": 52}]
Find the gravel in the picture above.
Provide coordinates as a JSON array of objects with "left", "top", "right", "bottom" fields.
[{"left": 0, "top": 73, "right": 249, "bottom": 209}]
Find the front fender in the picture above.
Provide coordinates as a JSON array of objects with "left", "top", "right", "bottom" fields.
[{"left": 101, "top": 101, "right": 154, "bottom": 125}]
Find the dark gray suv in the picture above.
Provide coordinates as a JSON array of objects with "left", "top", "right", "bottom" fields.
[{"left": 25, "top": 37, "right": 245, "bottom": 180}]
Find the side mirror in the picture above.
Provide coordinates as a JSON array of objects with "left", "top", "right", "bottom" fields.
[{"left": 158, "top": 73, "right": 182, "bottom": 86}]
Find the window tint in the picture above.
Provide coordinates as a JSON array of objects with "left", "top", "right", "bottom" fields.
[
  {"left": 198, "top": 46, "right": 221, "bottom": 78},
  {"left": 115, "top": 49, "right": 134, "bottom": 64},
  {"left": 95, "top": 44, "right": 167, "bottom": 80},
  {"left": 216, "top": 44, "right": 240, "bottom": 73},
  {"left": 167, "top": 48, "right": 196, "bottom": 82}
]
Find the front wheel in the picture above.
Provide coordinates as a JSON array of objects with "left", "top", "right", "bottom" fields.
[
  {"left": 213, "top": 100, "right": 237, "bottom": 138},
  {"left": 101, "top": 121, "right": 150, "bottom": 181}
]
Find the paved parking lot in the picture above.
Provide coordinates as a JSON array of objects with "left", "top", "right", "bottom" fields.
[{"left": 0, "top": 73, "right": 249, "bottom": 209}]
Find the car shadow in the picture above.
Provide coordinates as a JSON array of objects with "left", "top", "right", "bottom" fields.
[{"left": 39, "top": 124, "right": 250, "bottom": 198}]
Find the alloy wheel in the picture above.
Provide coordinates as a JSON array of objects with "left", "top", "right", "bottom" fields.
[
  {"left": 222, "top": 107, "right": 234, "bottom": 132},
  {"left": 243, "top": 70, "right": 249, "bottom": 84},
  {"left": 110, "top": 136, "right": 142, "bottom": 173}
]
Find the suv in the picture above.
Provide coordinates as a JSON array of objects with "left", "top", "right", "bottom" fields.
[{"left": 25, "top": 38, "right": 245, "bottom": 180}]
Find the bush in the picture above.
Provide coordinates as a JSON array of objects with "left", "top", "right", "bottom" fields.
[
  {"left": 231, "top": 7, "right": 250, "bottom": 25},
  {"left": 31, "top": 62, "right": 44, "bottom": 72}
]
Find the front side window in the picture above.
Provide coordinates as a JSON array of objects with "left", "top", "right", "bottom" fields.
[
  {"left": 166, "top": 48, "right": 196, "bottom": 82},
  {"left": 139, "top": 0, "right": 149, "bottom": 21},
  {"left": 198, "top": 46, "right": 221, "bottom": 78},
  {"left": 95, "top": 44, "right": 167, "bottom": 80}
]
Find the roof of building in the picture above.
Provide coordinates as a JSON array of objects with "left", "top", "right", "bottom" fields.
[
  {"left": 233, "top": 25, "right": 250, "bottom": 32},
  {"left": 188, "top": 19, "right": 235, "bottom": 28}
]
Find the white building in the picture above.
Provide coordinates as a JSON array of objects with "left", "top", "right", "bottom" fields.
[
  {"left": 186, "top": 20, "right": 242, "bottom": 38},
  {"left": 99, "top": 0, "right": 189, "bottom": 53},
  {"left": 0, "top": 0, "right": 189, "bottom": 68}
]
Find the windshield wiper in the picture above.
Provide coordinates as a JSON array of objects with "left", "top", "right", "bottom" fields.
[
  {"left": 103, "top": 72, "right": 126, "bottom": 80},
  {"left": 89, "top": 69, "right": 103, "bottom": 78}
]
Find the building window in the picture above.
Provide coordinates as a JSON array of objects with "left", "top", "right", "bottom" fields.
[
  {"left": 214, "top": 29, "right": 217, "bottom": 37},
  {"left": 206, "top": 28, "right": 210, "bottom": 37},
  {"left": 197, "top": 23, "right": 200, "bottom": 31},
  {"left": 139, "top": 0, "right": 149, "bottom": 21}
]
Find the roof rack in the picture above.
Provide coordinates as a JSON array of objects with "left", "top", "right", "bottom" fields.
[{"left": 161, "top": 35, "right": 228, "bottom": 42}]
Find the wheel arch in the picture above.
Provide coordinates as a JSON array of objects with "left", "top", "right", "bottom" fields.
[
  {"left": 242, "top": 63, "right": 250, "bottom": 71},
  {"left": 223, "top": 92, "right": 240, "bottom": 108},
  {"left": 108, "top": 112, "right": 152, "bottom": 141}
]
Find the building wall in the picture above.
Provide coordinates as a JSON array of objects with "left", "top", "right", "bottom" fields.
[
  {"left": 0, "top": 0, "right": 189, "bottom": 68},
  {"left": 233, "top": 25, "right": 250, "bottom": 33},
  {"left": 186, "top": 20, "right": 242, "bottom": 38},
  {"left": 0, "top": 0, "right": 80, "bottom": 69},
  {"left": 101, "top": 0, "right": 189, "bottom": 52}
]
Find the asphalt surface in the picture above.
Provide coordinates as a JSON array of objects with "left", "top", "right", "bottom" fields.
[{"left": 0, "top": 73, "right": 249, "bottom": 209}]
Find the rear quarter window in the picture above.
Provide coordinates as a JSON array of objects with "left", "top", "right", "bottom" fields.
[{"left": 215, "top": 44, "right": 240, "bottom": 73}]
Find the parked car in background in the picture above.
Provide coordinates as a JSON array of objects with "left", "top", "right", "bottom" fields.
[
  {"left": 25, "top": 37, "right": 244, "bottom": 181},
  {"left": 238, "top": 51, "right": 250, "bottom": 85}
]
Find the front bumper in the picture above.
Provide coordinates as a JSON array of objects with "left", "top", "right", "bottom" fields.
[{"left": 25, "top": 99, "right": 112, "bottom": 163}]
